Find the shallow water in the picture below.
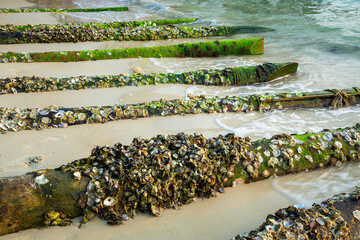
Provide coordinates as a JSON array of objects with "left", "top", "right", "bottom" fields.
[{"left": 0, "top": 0, "right": 360, "bottom": 238}]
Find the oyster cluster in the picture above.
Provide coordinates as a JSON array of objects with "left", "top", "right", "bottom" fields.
[
  {"left": 0, "top": 63, "right": 291, "bottom": 94},
  {"left": 243, "top": 125, "right": 360, "bottom": 181},
  {"left": 233, "top": 186, "right": 360, "bottom": 239},
  {"left": 0, "top": 23, "right": 231, "bottom": 44},
  {"left": 59, "top": 132, "right": 251, "bottom": 224},
  {"left": 52, "top": 124, "right": 360, "bottom": 226},
  {"left": 0, "top": 93, "right": 283, "bottom": 133},
  {"left": 0, "top": 8, "right": 62, "bottom": 13}
]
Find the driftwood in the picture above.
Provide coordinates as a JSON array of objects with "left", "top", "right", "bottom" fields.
[{"left": 1, "top": 123, "right": 359, "bottom": 236}]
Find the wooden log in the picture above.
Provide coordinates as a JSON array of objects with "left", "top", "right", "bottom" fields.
[
  {"left": 0, "top": 7, "right": 129, "bottom": 13},
  {"left": 0, "top": 62, "right": 298, "bottom": 94},
  {"left": 0, "top": 25, "right": 273, "bottom": 44},
  {"left": 0, "top": 124, "right": 359, "bottom": 236},
  {"left": 1, "top": 86, "right": 359, "bottom": 134},
  {"left": 0, "top": 38, "right": 264, "bottom": 63},
  {"left": 232, "top": 187, "right": 360, "bottom": 239},
  {"left": 0, "top": 18, "right": 199, "bottom": 32}
]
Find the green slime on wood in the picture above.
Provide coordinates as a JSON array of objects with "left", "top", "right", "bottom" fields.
[
  {"left": 0, "top": 7, "right": 129, "bottom": 13},
  {"left": 0, "top": 62, "right": 298, "bottom": 94},
  {"left": 0, "top": 38, "right": 264, "bottom": 63},
  {"left": 1, "top": 86, "right": 359, "bottom": 134},
  {"left": 0, "top": 25, "right": 274, "bottom": 44},
  {"left": 0, "top": 124, "right": 359, "bottom": 236}
]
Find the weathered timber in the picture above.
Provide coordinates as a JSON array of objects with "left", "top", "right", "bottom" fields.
[
  {"left": 0, "top": 25, "right": 273, "bottom": 44},
  {"left": 232, "top": 187, "right": 360, "bottom": 239},
  {"left": 0, "top": 7, "right": 129, "bottom": 13},
  {"left": 0, "top": 86, "right": 359, "bottom": 133},
  {"left": 0, "top": 38, "right": 264, "bottom": 63},
  {"left": 0, "top": 124, "right": 359, "bottom": 235},
  {"left": 0, "top": 18, "right": 198, "bottom": 32},
  {"left": 0, "top": 62, "right": 298, "bottom": 94}
]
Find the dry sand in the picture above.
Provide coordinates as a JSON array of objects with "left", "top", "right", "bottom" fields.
[{"left": 0, "top": 1, "right": 298, "bottom": 239}]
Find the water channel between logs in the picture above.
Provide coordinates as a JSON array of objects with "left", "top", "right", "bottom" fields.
[{"left": 0, "top": 0, "right": 360, "bottom": 239}]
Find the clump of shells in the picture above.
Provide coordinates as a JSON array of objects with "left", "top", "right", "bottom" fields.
[
  {"left": 59, "top": 132, "right": 251, "bottom": 224},
  {"left": 232, "top": 186, "right": 360, "bottom": 239},
  {"left": 0, "top": 23, "right": 233, "bottom": 44},
  {"left": 0, "top": 63, "right": 289, "bottom": 94},
  {"left": 55, "top": 124, "right": 360, "bottom": 225}
]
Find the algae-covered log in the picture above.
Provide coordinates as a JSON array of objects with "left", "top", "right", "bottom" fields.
[
  {"left": 0, "top": 18, "right": 198, "bottom": 32},
  {"left": 0, "top": 7, "right": 129, "bottom": 13},
  {"left": 1, "top": 86, "right": 359, "bottom": 133},
  {"left": 0, "top": 25, "right": 273, "bottom": 44},
  {"left": 0, "top": 62, "right": 298, "bottom": 94},
  {"left": 1, "top": 124, "right": 360, "bottom": 236},
  {"left": 0, "top": 38, "right": 264, "bottom": 63},
  {"left": 232, "top": 187, "right": 360, "bottom": 239}
]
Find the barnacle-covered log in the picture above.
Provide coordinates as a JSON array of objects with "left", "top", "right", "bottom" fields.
[
  {"left": 0, "top": 62, "right": 298, "bottom": 94},
  {"left": 0, "top": 38, "right": 264, "bottom": 63},
  {"left": 1, "top": 124, "right": 360, "bottom": 236},
  {"left": 232, "top": 187, "right": 360, "bottom": 239},
  {"left": 0, "top": 25, "right": 273, "bottom": 44},
  {"left": 0, "top": 18, "right": 198, "bottom": 32},
  {"left": 0, "top": 7, "right": 129, "bottom": 13},
  {"left": 1, "top": 86, "right": 359, "bottom": 133}
]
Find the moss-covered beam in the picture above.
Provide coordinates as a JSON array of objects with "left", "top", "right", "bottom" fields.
[
  {"left": 0, "top": 38, "right": 264, "bottom": 63},
  {"left": 1, "top": 86, "right": 358, "bottom": 133},
  {"left": 0, "top": 25, "right": 273, "bottom": 44},
  {"left": 0, "top": 62, "right": 298, "bottom": 94},
  {"left": 0, "top": 7, "right": 129, "bottom": 13},
  {"left": 0, "top": 18, "right": 198, "bottom": 32},
  {"left": 232, "top": 187, "right": 360, "bottom": 239},
  {"left": 0, "top": 124, "right": 360, "bottom": 236}
]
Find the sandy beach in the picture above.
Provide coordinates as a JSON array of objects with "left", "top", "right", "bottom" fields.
[{"left": 1, "top": 0, "right": 359, "bottom": 239}]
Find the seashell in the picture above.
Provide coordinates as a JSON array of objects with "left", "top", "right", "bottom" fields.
[
  {"left": 353, "top": 210, "right": 360, "bottom": 221},
  {"left": 272, "top": 149, "right": 281, "bottom": 157},
  {"left": 271, "top": 139, "right": 279, "bottom": 145},
  {"left": 262, "top": 170, "right": 270, "bottom": 178},
  {"left": 78, "top": 113, "right": 87, "bottom": 121},
  {"left": 264, "top": 150, "right": 271, "bottom": 157},
  {"left": 269, "top": 144, "right": 277, "bottom": 150},
  {"left": 316, "top": 217, "right": 326, "bottom": 226},
  {"left": 286, "top": 148, "right": 294, "bottom": 157},
  {"left": 41, "top": 117, "right": 51, "bottom": 124},
  {"left": 323, "top": 133, "right": 333, "bottom": 141},
  {"left": 5, "top": 121, "right": 15, "bottom": 129},
  {"left": 35, "top": 174, "right": 49, "bottom": 185},
  {"left": 283, "top": 220, "right": 293, "bottom": 228},
  {"left": 73, "top": 171, "right": 81, "bottom": 180},
  {"left": 232, "top": 178, "right": 245, "bottom": 187},
  {"left": 161, "top": 110, "right": 168, "bottom": 116},
  {"left": 55, "top": 112, "right": 64, "bottom": 118},
  {"left": 297, "top": 146, "right": 302, "bottom": 154},
  {"left": 294, "top": 154, "right": 300, "bottom": 161},
  {"left": 39, "top": 110, "right": 49, "bottom": 115},
  {"left": 18, "top": 121, "right": 26, "bottom": 127},
  {"left": 104, "top": 196, "right": 118, "bottom": 206},
  {"left": 305, "top": 155, "right": 313, "bottom": 163},
  {"left": 267, "top": 157, "right": 278, "bottom": 168},
  {"left": 334, "top": 141, "right": 342, "bottom": 149},
  {"left": 100, "top": 110, "right": 108, "bottom": 118}
]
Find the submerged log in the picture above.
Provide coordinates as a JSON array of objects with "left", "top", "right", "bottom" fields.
[
  {"left": 0, "top": 7, "right": 129, "bottom": 13},
  {"left": 0, "top": 38, "right": 264, "bottom": 63},
  {"left": 0, "top": 124, "right": 360, "bottom": 236},
  {"left": 0, "top": 62, "right": 298, "bottom": 94},
  {"left": 232, "top": 187, "right": 360, "bottom": 239},
  {"left": 0, "top": 25, "right": 274, "bottom": 44},
  {"left": 1, "top": 86, "right": 359, "bottom": 133}
]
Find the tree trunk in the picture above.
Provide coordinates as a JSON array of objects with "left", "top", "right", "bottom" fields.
[
  {"left": 0, "top": 38, "right": 264, "bottom": 63},
  {"left": 1, "top": 86, "right": 359, "bottom": 134},
  {"left": 0, "top": 62, "right": 297, "bottom": 94},
  {"left": 0, "top": 6, "right": 129, "bottom": 13},
  {"left": 1, "top": 124, "right": 359, "bottom": 236}
]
